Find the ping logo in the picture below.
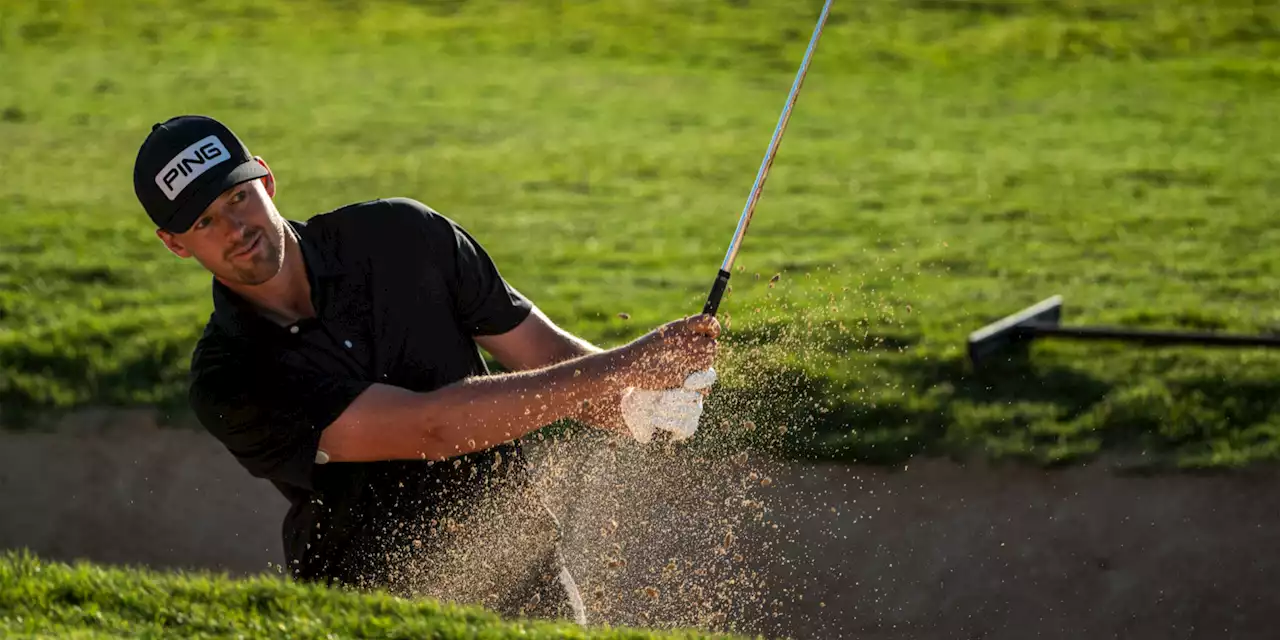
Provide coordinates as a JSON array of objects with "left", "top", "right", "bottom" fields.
[{"left": 155, "top": 135, "right": 231, "bottom": 200}]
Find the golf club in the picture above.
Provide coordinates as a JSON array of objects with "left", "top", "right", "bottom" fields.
[{"left": 702, "top": 0, "right": 834, "bottom": 317}]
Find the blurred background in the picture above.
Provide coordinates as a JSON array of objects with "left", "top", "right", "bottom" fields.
[{"left": 1, "top": 1, "right": 1279, "bottom": 638}]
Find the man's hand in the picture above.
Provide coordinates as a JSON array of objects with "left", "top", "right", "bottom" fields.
[
  {"left": 620, "top": 367, "right": 717, "bottom": 443},
  {"left": 572, "top": 314, "right": 721, "bottom": 437},
  {"left": 574, "top": 370, "right": 718, "bottom": 440},
  {"left": 610, "top": 314, "right": 720, "bottom": 390}
]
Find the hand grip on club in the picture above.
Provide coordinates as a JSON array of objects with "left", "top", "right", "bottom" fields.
[{"left": 702, "top": 269, "right": 732, "bottom": 316}]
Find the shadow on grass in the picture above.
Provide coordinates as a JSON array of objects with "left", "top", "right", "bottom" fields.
[
  {"left": 696, "top": 338, "right": 1280, "bottom": 470},
  {"left": 907, "top": 353, "right": 1112, "bottom": 413},
  {"left": 700, "top": 355, "right": 1110, "bottom": 465},
  {"left": 692, "top": 360, "right": 954, "bottom": 465}
]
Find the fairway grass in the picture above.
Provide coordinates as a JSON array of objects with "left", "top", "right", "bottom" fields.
[
  {"left": 0, "top": 550, "right": 732, "bottom": 639},
  {"left": 2, "top": 0, "right": 1279, "bottom": 467}
]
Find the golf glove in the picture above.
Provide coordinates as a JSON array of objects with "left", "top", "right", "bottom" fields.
[{"left": 621, "top": 368, "right": 717, "bottom": 443}]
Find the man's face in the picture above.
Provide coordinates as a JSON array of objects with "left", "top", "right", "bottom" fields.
[{"left": 158, "top": 171, "right": 287, "bottom": 287}]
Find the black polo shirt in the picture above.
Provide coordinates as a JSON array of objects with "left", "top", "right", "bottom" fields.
[{"left": 187, "top": 197, "right": 549, "bottom": 586}]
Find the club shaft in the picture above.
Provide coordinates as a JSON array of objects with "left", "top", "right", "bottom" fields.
[{"left": 703, "top": 0, "right": 833, "bottom": 317}]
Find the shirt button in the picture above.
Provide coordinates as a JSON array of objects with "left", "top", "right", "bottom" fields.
[
  {"left": 344, "top": 340, "right": 353, "bottom": 349},
  {"left": 289, "top": 325, "right": 299, "bottom": 334}
]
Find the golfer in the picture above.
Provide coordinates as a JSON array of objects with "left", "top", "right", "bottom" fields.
[{"left": 132, "top": 115, "right": 719, "bottom": 623}]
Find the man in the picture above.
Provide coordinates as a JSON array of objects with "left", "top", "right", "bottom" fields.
[{"left": 132, "top": 115, "right": 719, "bottom": 623}]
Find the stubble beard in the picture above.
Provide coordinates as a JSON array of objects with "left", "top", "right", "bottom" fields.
[{"left": 227, "top": 227, "right": 284, "bottom": 286}]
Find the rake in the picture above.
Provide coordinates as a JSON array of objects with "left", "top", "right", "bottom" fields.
[{"left": 968, "top": 295, "right": 1280, "bottom": 367}]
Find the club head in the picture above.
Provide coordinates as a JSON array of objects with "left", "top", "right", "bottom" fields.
[{"left": 968, "top": 295, "right": 1064, "bottom": 367}]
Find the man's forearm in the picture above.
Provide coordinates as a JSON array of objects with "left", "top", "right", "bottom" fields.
[
  {"left": 319, "top": 346, "right": 630, "bottom": 463},
  {"left": 421, "top": 346, "right": 620, "bottom": 458}
]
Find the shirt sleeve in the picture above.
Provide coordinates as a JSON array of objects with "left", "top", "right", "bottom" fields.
[
  {"left": 386, "top": 197, "right": 534, "bottom": 336},
  {"left": 188, "top": 352, "right": 372, "bottom": 491}
]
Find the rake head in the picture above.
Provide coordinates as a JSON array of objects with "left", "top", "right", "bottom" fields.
[{"left": 967, "top": 295, "right": 1063, "bottom": 367}]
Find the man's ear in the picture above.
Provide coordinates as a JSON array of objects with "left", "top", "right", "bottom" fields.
[
  {"left": 254, "top": 156, "right": 276, "bottom": 198},
  {"left": 156, "top": 229, "right": 193, "bottom": 258}
]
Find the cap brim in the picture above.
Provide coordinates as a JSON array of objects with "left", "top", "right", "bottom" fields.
[{"left": 163, "top": 159, "right": 270, "bottom": 233}]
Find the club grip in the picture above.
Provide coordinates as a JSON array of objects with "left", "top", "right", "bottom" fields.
[{"left": 702, "top": 269, "right": 732, "bottom": 316}]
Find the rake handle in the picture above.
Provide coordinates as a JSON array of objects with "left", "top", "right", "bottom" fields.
[{"left": 1019, "top": 324, "right": 1280, "bottom": 348}]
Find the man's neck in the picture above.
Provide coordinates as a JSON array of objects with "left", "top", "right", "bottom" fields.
[{"left": 220, "top": 229, "right": 315, "bottom": 327}]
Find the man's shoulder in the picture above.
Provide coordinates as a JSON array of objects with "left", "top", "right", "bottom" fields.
[
  {"left": 298, "top": 197, "right": 466, "bottom": 267},
  {"left": 303, "top": 197, "right": 448, "bottom": 235}
]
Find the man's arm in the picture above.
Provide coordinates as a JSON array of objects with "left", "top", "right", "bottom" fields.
[
  {"left": 318, "top": 314, "right": 719, "bottom": 463},
  {"left": 318, "top": 345, "right": 622, "bottom": 463},
  {"left": 475, "top": 306, "right": 602, "bottom": 371},
  {"left": 473, "top": 306, "right": 620, "bottom": 431}
]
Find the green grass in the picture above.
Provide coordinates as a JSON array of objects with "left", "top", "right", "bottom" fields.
[
  {"left": 0, "top": 550, "right": 730, "bottom": 639},
  {"left": 2, "top": 0, "right": 1280, "bottom": 467}
]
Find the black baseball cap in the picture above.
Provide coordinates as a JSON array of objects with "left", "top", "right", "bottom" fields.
[{"left": 133, "top": 115, "right": 269, "bottom": 233}]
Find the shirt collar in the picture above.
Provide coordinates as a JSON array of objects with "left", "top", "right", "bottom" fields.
[{"left": 210, "top": 219, "right": 341, "bottom": 340}]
